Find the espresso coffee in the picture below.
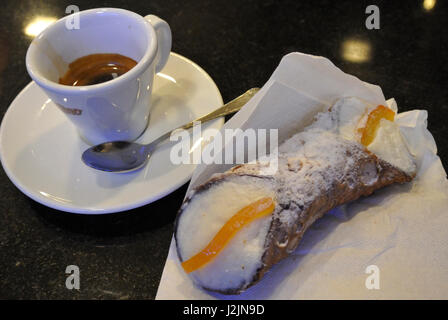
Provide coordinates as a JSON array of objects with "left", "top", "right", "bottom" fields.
[{"left": 59, "top": 53, "right": 138, "bottom": 86}]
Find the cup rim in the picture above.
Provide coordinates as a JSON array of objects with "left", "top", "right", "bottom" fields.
[{"left": 25, "top": 7, "right": 158, "bottom": 93}]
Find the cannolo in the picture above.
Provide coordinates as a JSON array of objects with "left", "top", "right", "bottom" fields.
[{"left": 175, "top": 97, "right": 417, "bottom": 294}]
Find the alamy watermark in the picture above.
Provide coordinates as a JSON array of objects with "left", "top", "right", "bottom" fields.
[
  {"left": 365, "top": 5, "right": 380, "bottom": 30},
  {"left": 169, "top": 122, "right": 279, "bottom": 175},
  {"left": 365, "top": 265, "right": 380, "bottom": 290},
  {"left": 65, "top": 265, "right": 80, "bottom": 290},
  {"left": 65, "top": 5, "right": 80, "bottom": 30}
]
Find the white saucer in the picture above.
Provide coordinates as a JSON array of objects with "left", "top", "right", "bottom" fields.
[{"left": 0, "top": 52, "right": 223, "bottom": 214}]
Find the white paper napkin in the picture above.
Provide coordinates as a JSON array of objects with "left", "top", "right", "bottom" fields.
[{"left": 156, "top": 52, "right": 448, "bottom": 300}]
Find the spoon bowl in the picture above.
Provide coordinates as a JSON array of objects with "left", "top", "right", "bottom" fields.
[{"left": 82, "top": 141, "right": 151, "bottom": 172}]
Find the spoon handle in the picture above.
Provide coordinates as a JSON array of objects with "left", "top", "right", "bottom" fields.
[
  {"left": 146, "top": 88, "right": 260, "bottom": 150},
  {"left": 179, "top": 88, "right": 260, "bottom": 130}
]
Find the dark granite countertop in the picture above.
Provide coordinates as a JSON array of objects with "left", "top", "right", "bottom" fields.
[{"left": 0, "top": 0, "right": 447, "bottom": 299}]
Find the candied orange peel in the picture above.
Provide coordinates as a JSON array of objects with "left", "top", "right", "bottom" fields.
[
  {"left": 181, "top": 197, "right": 275, "bottom": 274},
  {"left": 358, "top": 105, "right": 395, "bottom": 146}
]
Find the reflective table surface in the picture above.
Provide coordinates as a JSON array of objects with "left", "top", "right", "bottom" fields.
[{"left": 0, "top": 0, "right": 447, "bottom": 299}]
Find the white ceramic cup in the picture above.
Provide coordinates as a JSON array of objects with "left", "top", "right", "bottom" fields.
[{"left": 26, "top": 8, "right": 172, "bottom": 145}]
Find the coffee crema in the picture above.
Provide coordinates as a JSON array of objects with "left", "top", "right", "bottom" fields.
[{"left": 59, "top": 53, "right": 138, "bottom": 86}]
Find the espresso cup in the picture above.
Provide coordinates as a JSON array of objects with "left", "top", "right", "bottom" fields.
[{"left": 26, "top": 8, "right": 172, "bottom": 145}]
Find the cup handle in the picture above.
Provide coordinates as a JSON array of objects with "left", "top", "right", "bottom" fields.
[{"left": 144, "top": 15, "right": 172, "bottom": 73}]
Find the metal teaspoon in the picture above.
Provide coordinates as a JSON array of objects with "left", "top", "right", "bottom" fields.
[{"left": 81, "top": 88, "right": 260, "bottom": 173}]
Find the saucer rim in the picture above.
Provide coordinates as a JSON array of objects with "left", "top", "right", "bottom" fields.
[{"left": 0, "top": 52, "right": 224, "bottom": 214}]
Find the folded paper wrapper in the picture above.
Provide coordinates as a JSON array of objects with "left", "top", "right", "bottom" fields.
[{"left": 156, "top": 52, "right": 448, "bottom": 299}]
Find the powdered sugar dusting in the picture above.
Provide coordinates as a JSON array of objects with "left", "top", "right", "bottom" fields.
[
  {"left": 241, "top": 97, "right": 415, "bottom": 226},
  {"left": 275, "top": 129, "right": 367, "bottom": 226}
]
